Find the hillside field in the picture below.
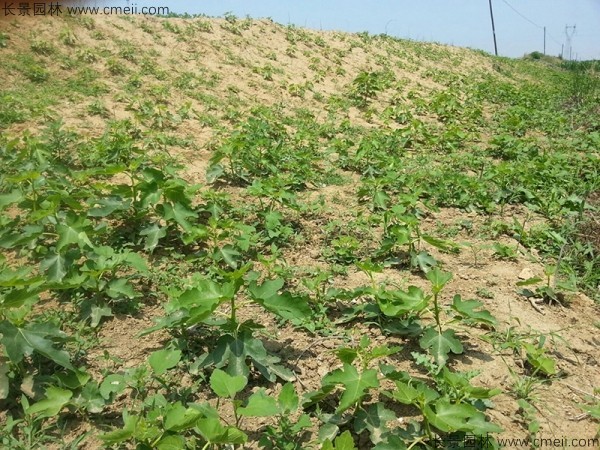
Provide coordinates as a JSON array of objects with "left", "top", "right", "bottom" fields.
[{"left": 0, "top": 12, "right": 599, "bottom": 450}]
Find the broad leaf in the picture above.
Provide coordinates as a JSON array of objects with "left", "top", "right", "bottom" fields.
[
  {"left": 424, "top": 398, "right": 502, "bottom": 434},
  {"left": 464, "top": 410, "right": 504, "bottom": 434},
  {"left": 278, "top": 382, "right": 299, "bottom": 413},
  {"left": 55, "top": 369, "right": 90, "bottom": 390},
  {"left": 195, "top": 417, "right": 247, "bottom": 445},
  {"left": 26, "top": 386, "right": 72, "bottom": 418},
  {"left": 99, "top": 413, "right": 139, "bottom": 444},
  {"left": 40, "top": 251, "right": 72, "bottom": 282},
  {"left": 0, "top": 321, "right": 74, "bottom": 370},
  {"left": 206, "top": 163, "right": 224, "bottom": 183},
  {"left": 140, "top": 223, "right": 167, "bottom": 253},
  {"left": 200, "top": 332, "right": 294, "bottom": 382},
  {"left": 162, "top": 202, "right": 197, "bottom": 232},
  {"left": 237, "top": 389, "right": 280, "bottom": 417},
  {"left": 149, "top": 348, "right": 182, "bottom": 375},
  {"left": 426, "top": 268, "right": 452, "bottom": 294},
  {"left": 0, "top": 226, "right": 41, "bottom": 250},
  {"left": 523, "top": 343, "right": 557, "bottom": 376},
  {"left": 422, "top": 234, "right": 460, "bottom": 253},
  {"left": 164, "top": 402, "right": 202, "bottom": 431},
  {"left": 0, "top": 357, "right": 9, "bottom": 400},
  {"left": 87, "top": 196, "right": 130, "bottom": 217},
  {"left": 411, "top": 251, "right": 437, "bottom": 273},
  {"left": 419, "top": 327, "right": 463, "bottom": 368},
  {"left": 106, "top": 278, "right": 138, "bottom": 300},
  {"left": 389, "top": 381, "right": 419, "bottom": 404},
  {"left": 373, "top": 435, "right": 408, "bottom": 450},
  {"left": 354, "top": 402, "right": 396, "bottom": 444},
  {"left": 322, "top": 430, "right": 357, "bottom": 450},
  {"left": 56, "top": 216, "right": 93, "bottom": 251},
  {"left": 210, "top": 368, "right": 247, "bottom": 399},
  {"left": 156, "top": 435, "right": 186, "bottom": 450},
  {"left": 336, "top": 348, "right": 358, "bottom": 365},
  {"left": 0, "top": 266, "right": 41, "bottom": 287},
  {"left": 249, "top": 279, "right": 312, "bottom": 324},
  {"left": 318, "top": 422, "right": 340, "bottom": 444},
  {"left": 439, "top": 367, "right": 501, "bottom": 399},
  {"left": 165, "top": 279, "right": 233, "bottom": 327},
  {"left": 139, "top": 309, "right": 189, "bottom": 335},
  {"left": 248, "top": 278, "right": 284, "bottom": 299},
  {"left": 322, "top": 363, "right": 379, "bottom": 413},
  {"left": 451, "top": 295, "right": 497, "bottom": 327},
  {"left": 516, "top": 277, "right": 543, "bottom": 286},
  {"left": 1, "top": 287, "right": 40, "bottom": 309},
  {"left": 377, "top": 286, "right": 429, "bottom": 317},
  {"left": 355, "top": 260, "right": 383, "bottom": 275},
  {"left": 90, "top": 305, "right": 113, "bottom": 328},
  {"left": 373, "top": 190, "right": 390, "bottom": 210},
  {"left": 0, "top": 189, "right": 23, "bottom": 209},
  {"left": 176, "top": 279, "right": 234, "bottom": 308},
  {"left": 243, "top": 333, "right": 295, "bottom": 381},
  {"left": 579, "top": 403, "right": 600, "bottom": 420},
  {"left": 214, "top": 244, "right": 240, "bottom": 269},
  {"left": 73, "top": 381, "right": 105, "bottom": 414},
  {"left": 100, "top": 374, "right": 126, "bottom": 400},
  {"left": 122, "top": 251, "right": 148, "bottom": 273}
]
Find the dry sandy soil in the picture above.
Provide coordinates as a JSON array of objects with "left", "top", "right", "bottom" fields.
[{"left": 0, "top": 12, "right": 598, "bottom": 449}]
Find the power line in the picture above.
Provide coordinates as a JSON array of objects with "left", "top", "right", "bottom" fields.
[
  {"left": 500, "top": 0, "right": 562, "bottom": 47},
  {"left": 547, "top": 32, "right": 562, "bottom": 46},
  {"left": 500, "top": 0, "right": 542, "bottom": 29},
  {"left": 499, "top": 0, "right": 564, "bottom": 54}
]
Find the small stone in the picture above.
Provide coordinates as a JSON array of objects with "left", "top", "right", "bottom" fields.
[
  {"left": 317, "top": 364, "right": 330, "bottom": 377},
  {"left": 322, "top": 340, "right": 337, "bottom": 349},
  {"left": 180, "top": 374, "right": 193, "bottom": 387},
  {"left": 305, "top": 360, "right": 317, "bottom": 370},
  {"left": 518, "top": 268, "right": 535, "bottom": 280}
]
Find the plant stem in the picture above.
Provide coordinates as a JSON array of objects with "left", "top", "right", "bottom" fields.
[
  {"left": 407, "top": 436, "right": 427, "bottom": 450},
  {"left": 231, "top": 296, "right": 237, "bottom": 338},
  {"left": 433, "top": 292, "right": 442, "bottom": 333}
]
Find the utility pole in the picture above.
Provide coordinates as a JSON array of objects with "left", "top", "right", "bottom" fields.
[
  {"left": 543, "top": 26, "right": 546, "bottom": 55},
  {"left": 565, "top": 25, "right": 576, "bottom": 61},
  {"left": 488, "top": 0, "right": 498, "bottom": 56}
]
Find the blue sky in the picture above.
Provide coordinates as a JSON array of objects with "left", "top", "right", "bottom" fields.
[{"left": 117, "top": 0, "right": 599, "bottom": 60}]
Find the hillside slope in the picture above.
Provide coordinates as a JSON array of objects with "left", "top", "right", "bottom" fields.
[{"left": 0, "top": 13, "right": 599, "bottom": 450}]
